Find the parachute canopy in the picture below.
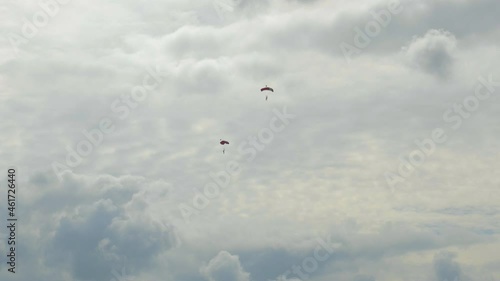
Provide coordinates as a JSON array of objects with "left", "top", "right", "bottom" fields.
[
  {"left": 261, "top": 86, "right": 274, "bottom": 92},
  {"left": 220, "top": 140, "right": 229, "bottom": 145}
]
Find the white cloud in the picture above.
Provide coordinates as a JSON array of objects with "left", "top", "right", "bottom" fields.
[
  {"left": 200, "top": 251, "right": 250, "bottom": 281},
  {"left": 1, "top": 0, "right": 499, "bottom": 280}
]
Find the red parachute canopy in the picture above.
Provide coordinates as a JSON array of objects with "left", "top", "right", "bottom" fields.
[
  {"left": 261, "top": 86, "right": 274, "bottom": 92},
  {"left": 220, "top": 140, "right": 229, "bottom": 145}
]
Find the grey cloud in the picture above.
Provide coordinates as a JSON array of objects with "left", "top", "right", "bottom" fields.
[
  {"left": 237, "top": 248, "right": 308, "bottom": 281},
  {"left": 433, "top": 251, "right": 464, "bottom": 281},
  {"left": 1, "top": 0, "right": 500, "bottom": 280},
  {"left": 402, "top": 29, "right": 457, "bottom": 79},
  {"left": 48, "top": 199, "right": 121, "bottom": 280},
  {"left": 22, "top": 172, "right": 179, "bottom": 281},
  {"left": 223, "top": 222, "right": 486, "bottom": 281},
  {"left": 353, "top": 274, "right": 376, "bottom": 281},
  {"left": 48, "top": 198, "right": 177, "bottom": 280}
]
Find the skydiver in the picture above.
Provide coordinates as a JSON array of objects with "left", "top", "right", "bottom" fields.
[{"left": 220, "top": 139, "right": 229, "bottom": 154}]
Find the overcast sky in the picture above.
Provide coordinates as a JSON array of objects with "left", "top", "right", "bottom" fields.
[{"left": 1, "top": 0, "right": 500, "bottom": 280}]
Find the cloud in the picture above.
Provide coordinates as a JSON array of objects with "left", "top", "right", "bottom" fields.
[
  {"left": 402, "top": 29, "right": 458, "bottom": 79},
  {"left": 353, "top": 274, "right": 376, "bottom": 281},
  {"left": 200, "top": 251, "right": 251, "bottom": 281},
  {"left": 433, "top": 251, "right": 464, "bottom": 281},
  {"left": 31, "top": 172, "right": 179, "bottom": 281},
  {"left": 1, "top": 0, "right": 500, "bottom": 280},
  {"left": 48, "top": 197, "right": 177, "bottom": 280}
]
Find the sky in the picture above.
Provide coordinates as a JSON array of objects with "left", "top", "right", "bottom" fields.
[{"left": 0, "top": 0, "right": 500, "bottom": 280}]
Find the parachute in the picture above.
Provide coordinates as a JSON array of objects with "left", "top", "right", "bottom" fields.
[
  {"left": 260, "top": 85, "right": 274, "bottom": 101},
  {"left": 214, "top": 85, "right": 276, "bottom": 154},
  {"left": 220, "top": 139, "right": 229, "bottom": 154}
]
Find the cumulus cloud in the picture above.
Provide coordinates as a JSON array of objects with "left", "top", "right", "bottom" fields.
[
  {"left": 48, "top": 198, "right": 177, "bottom": 280},
  {"left": 433, "top": 251, "right": 465, "bottom": 281},
  {"left": 13, "top": 172, "right": 179, "bottom": 281},
  {"left": 402, "top": 29, "right": 458, "bottom": 79},
  {"left": 200, "top": 251, "right": 251, "bottom": 281}
]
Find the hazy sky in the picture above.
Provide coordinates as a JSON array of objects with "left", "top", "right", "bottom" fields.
[{"left": 1, "top": 0, "right": 499, "bottom": 280}]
